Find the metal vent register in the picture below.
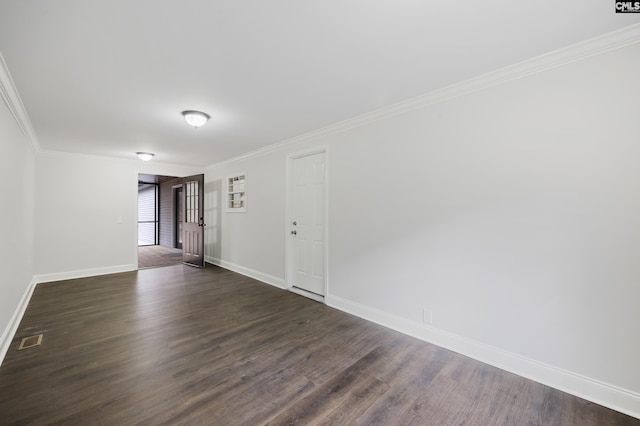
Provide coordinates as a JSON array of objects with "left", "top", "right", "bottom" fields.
[{"left": 18, "top": 334, "right": 43, "bottom": 350}]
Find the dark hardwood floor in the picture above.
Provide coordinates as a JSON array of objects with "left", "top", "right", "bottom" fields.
[{"left": 0, "top": 265, "right": 637, "bottom": 425}]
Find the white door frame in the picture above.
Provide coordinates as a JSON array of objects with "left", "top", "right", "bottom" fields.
[{"left": 285, "top": 146, "right": 329, "bottom": 302}]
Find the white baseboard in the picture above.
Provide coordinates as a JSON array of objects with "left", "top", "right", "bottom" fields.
[
  {"left": 326, "top": 294, "right": 640, "bottom": 420},
  {"left": 0, "top": 276, "right": 38, "bottom": 366},
  {"left": 206, "top": 257, "right": 286, "bottom": 289},
  {"left": 1, "top": 264, "right": 133, "bottom": 366},
  {"left": 6, "top": 264, "right": 637, "bottom": 419},
  {"left": 34, "top": 264, "right": 137, "bottom": 284}
]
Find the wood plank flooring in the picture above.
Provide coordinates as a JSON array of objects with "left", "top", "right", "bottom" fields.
[
  {"left": 0, "top": 265, "right": 637, "bottom": 425},
  {"left": 138, "top": 245, "right": 183, "bottom": 269}
]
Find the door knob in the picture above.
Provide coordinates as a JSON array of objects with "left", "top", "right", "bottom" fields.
[{"left": 291, "top": 230, "right": 297, "bottom": 235}]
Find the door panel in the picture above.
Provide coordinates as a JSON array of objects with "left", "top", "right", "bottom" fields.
[
  {"left": 182, "top": 174, "right": 205, "bottom": 267},
  {"left": 289, "top": 152, "right": 325, "bottom": 295}
]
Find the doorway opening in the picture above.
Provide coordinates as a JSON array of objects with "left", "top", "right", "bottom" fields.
[{"left": 138, "top": 174, "right": 183, "bottom": 269}]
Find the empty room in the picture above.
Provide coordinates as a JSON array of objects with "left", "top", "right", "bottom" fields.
[{"left": 1, "top": 1, "right": 639, "bottom": 424}]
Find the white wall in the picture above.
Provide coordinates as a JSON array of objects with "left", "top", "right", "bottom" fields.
[
  {"left": 205, "top": 42, "right": 640, "bottom": 413},
  {"left": 204, "top": 155, "right": 286, "bottom": 285},
  {"left": 35, "top": 153, "right": 201, "bottom": 280},
  {"left": 0, "top": 99, "right": 36, "bottom": 356}
]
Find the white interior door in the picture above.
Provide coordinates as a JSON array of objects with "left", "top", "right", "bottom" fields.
[{"left": 289, "top": 151, "right": 326, "bottom": 297}]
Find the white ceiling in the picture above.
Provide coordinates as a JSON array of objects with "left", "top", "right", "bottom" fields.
[{"left": 0, "top": 1, "right": 637, "bottom": 166}]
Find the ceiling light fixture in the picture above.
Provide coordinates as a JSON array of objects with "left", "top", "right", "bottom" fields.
[
  {"left": 182, "top": 110, "right": 210, "bottom": 128},
  {"left": 136, "top": 152, "right": 155, "bottom": 161}
]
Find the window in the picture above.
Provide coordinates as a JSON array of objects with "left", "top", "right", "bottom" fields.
[
  {"left": 227, "top": 173, "right": 246, "bottom": 212},
  {"left": 138, "top": 183, "right": 158, "bottom": 245}
]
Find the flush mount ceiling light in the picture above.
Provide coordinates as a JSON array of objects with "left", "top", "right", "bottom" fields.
[
  {"left": 136, "top": 152, "right": 155, "bottom": 161},
  {"left": 182, "top": 110, "right": 210, "bottom": 128}
]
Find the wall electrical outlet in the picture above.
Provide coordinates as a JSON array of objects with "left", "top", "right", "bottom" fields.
[{"left": 422, "top": 308, "right": 433, "bottom": 324}]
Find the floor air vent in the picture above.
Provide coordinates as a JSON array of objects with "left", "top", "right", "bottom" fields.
[{"left": 18, "top": 334, "right": 43, "bottom": 350}]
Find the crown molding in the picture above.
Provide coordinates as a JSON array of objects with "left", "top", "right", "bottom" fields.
[
  {"left": 38, "top": 149, "right": 154, "bottom": 163},
  {"left": 207, "top": 23, "right": 640, "bottom": 170},
  {"left": 38, "top": 149, "right": 203, "bottom": 172},
  {"left": 0, "top": 51, "right": 41, "bottom": 153}
]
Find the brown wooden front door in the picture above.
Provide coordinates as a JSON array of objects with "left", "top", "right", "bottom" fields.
[{"left": 182, "top": 174, "right": 205, "bottom": 267}]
